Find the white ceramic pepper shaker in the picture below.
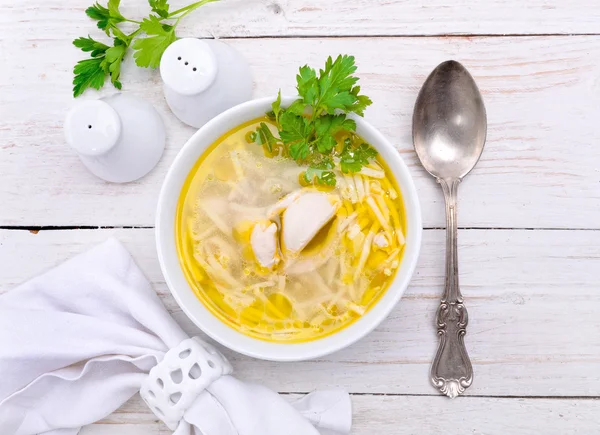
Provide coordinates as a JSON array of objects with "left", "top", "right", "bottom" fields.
[
  {"left": 64, "top": 93, "right": 166, "bottom": 183},
  {"left": 159, "top": 38, "right": 253, "bottom": 128}
]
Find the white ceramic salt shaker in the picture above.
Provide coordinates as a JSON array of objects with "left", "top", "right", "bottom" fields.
[
  {"left": 160, "top": 38, "right": 253, "bottom": 128},
  {"left": 64, "top": 93, "right": 166, "bottom": 183}
]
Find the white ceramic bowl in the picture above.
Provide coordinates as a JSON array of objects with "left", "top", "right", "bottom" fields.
[{"left": 156, "top": 96, "right": 422, "bottom": 361}]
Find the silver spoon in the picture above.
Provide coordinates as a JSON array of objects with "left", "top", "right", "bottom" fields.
[{"left": 412, "top": 60, "right": 487, "bottom": 398}]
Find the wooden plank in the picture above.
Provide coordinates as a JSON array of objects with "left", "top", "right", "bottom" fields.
[
  {"left": 1, "top": 36, "right": 599, "bottom": 228},
  {"left": 2, "top": 227, "right": 599, "bottom": 397},
  {"left": 1, "top": 0, "right": 600, "bottom": 38},
  {"left": 85, "top": 394, "right": 600, "bottom": 434}
]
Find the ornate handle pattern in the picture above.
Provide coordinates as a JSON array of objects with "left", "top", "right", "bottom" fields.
[{"left": 430, "top": 178, "right": 473, "bottom": 398}]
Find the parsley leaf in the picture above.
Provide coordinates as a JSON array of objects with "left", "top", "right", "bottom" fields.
[
  {"left": 314, "top": 114, "right": 356, "bottom": 136},
  {"left": 132, "top": 15, "right": 177, "bottom": 68},
  {"left": 103, "top": 38, "right": 127, "bottom": 89},
  {"left": 280, "top": 111, "right": 311, "bottom": 160},
  {"left": 316, "top": 55, "right": 361, "bottom": 114},
  {"left": 266, "top": 55, "right": 374, "bottom": 185},
  {"left": 304, "top": 159, "right": 336, "bottom": 186},
  {"left": 72, "top": 36, "right": 125, "bottom": 95},
  {"left": 340, "top": 142, "right": 378, "bottom": 174},
  {"left": 271, "top": 90, "right": 282, "bottom": 125},
  {"left": 296, "top": 65, "right": 318, "bottom": 106},
  {"left": 86, "top": 0, "right": 125, "bottom": 35},
  {"left": 289, "top": 57, "right": 367, "bottom": 119},
  {"left": 253, "top": 122, "right": 279, "bottom": 154},
  {"left": 313, "top": 114, "right": 355, "bottom": 153},
  {"left": 314, "top": 134, "right": 336, "bottom": 155},
  {"left": 286, "top": 99, "right": 307, "bottom": 116},
  {"left": 149, "top": 0, "right": 170, "bottom": 18},
  {"left": 73, "top": 36, "right": 109, "bottom": 58},
  {"left": 73, "top": 57, "right": 108, "bottom": 97},
  {"left": 349, "top": 85, "right": 373, "bottom": 117}
]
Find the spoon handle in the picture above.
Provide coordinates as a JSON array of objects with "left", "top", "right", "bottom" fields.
[{"left": 431, "top": 178, "right": 473, "bottom": 398}]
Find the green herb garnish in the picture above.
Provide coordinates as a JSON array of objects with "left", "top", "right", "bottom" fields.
[
  {"left": 72, "top": 0, "right": 219, "bottom": 97},
  {"left": 303, "top": 159, "right": 337, "bottom": 186},
  {"left": 340, "top": 142, "right": 378, "bottom": 174},
  {"left": 253, "top": 122, "right": 279, "bottom": 154},
  {"left": 254, "top": 55, "right": 377, "bottom": 187}
]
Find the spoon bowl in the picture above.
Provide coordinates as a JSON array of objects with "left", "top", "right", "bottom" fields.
[{"left": 413, "top": 60, "right": 487, "bottom": 180}]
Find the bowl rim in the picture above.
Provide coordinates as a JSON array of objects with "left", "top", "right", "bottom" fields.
[{"left": 156, "top": 95, "right": 423, "bottom": 361}]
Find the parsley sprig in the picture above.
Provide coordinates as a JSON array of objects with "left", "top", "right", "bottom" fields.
[
  {"left": 253, "top": 55, "right": 377, "bottom": 187},
  {"left": 72, "top": 0, "right": 219, "bottom": 97}
]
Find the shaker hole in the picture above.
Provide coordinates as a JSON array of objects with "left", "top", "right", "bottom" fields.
[{"left": 193, "top": 67, "right": 197, "bottom": 71}]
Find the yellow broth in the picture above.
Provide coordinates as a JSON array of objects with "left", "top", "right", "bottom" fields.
[{"left": 176, "top": 117, "right": 407, "bottom": 342}]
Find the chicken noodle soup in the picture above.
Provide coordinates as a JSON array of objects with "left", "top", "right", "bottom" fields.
[{"left": 176, "top": 117, "right": 406, "bottom": 342}]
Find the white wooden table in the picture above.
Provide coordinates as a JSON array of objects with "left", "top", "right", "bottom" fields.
[{"left": 2, "top": 0, "right": 600, "bottom": 433}]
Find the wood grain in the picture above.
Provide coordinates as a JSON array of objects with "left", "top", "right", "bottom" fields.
[
  {"left": 1, "top": 36, "right": 599, "bottom": 228},
  {"left": 1, "top": 0, "right": 600, "bottom": 38},
  {"left": 2, "top": 228, "right": 598, "bottom": 397},
  {"left": 2, "top": 0, "right": 599, "bottom": 431},
  {"left": 83, "top": 394, "right": 600, "bottom": 434}
]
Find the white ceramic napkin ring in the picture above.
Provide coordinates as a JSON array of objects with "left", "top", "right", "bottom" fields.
[{"left": 140, "top": 337, "right": 233, "bottom": 430}]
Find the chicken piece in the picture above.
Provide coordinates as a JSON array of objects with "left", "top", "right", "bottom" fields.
[
  {"left": 267, "top": 189, "right": 303, "bottom": 219},
  {"left": 281, "top": 191, "right": 340, "bottom": 255},
  {"left": 250, "top": 220, "right": 279, "bottom": 268},
  {"left": 285, "top": 218, "right": 339, "bottom": 275}
]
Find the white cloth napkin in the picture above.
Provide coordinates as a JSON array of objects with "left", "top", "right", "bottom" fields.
[{"left": 0, "top": 238, "right": 351, "bottom": 435}]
